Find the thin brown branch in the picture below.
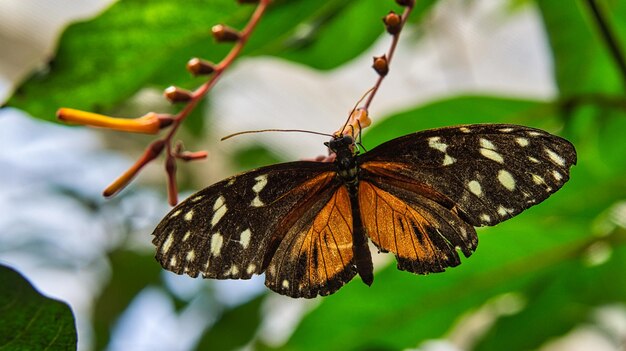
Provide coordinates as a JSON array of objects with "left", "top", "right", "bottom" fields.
[
  {"left": 337, "top": 3, "right": 414, "bottom": 138},
  {"left": 362, "top": 5, "right": 414, "bottom": 111},
  {"left": 59, "top": 1, "right": 273, "bottom": 205}
]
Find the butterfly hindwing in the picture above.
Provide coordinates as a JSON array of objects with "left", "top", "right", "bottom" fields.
[
  {"left": 359, "top": 124, "right": 577, "bottom": 227},
  {"left": 152, "top": 161, "right": 338, "bottom": 283},
  {"left": 359, "top": 179, "right": 477, "bottom": 274},
  {"left": 265, "top": 186, "right": 356, "bottom": 298}
]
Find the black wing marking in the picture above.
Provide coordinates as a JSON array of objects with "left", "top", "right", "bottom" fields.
[
  {"left": 152, "top": 161, "right": 338, "bottom": 282},
  {"left": 359, "top": 124, "right": 577, "bottom": 227}
]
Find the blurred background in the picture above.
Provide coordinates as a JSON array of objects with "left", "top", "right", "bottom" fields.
[{"left": 1, "top": 0, "right": 625, "bottom": 350}]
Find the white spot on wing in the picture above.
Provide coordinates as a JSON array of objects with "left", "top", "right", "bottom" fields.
[
  {"left": 226, "top": 265, "right": 239, "bottom": 276},
  {"left": 553, "top": 170, "right": 563, "bottom": 181},
  {"left": 459, "top": 127, "right": 471, "bottom": 133},
  {"left": 428, "top": 137, "right": 448, "bottom": 152},
  {"left": 184, "top": 210, "right": 194, "bottom": 221},
  {"left": 499, "top": 128, "right": 514, "bottom": 133},
  {"left": 443, "top": 154, "right": 456, "bottom": 166},
  {"left": 252, "top": 174, "right": 268, "bottom": 193},
  {"left": 182, "top": 231, "right": 191, "bottom": 242},
  {"left": 516, "top": 137, "right": 529, "bottom": 147},
  {"left": 497, "top": 206, "right": 514, "bottom": 216},
  {"left": 545, "top": 148, "right": 566, "bottom": 166},
  {"left": 531, "top": 173, "right": 545, "bottom": 185},
  {"left": 186, "top": 250, "right": 196, "bottom": 262},
  {"left": 211, "top": 196, "right": 227, "bottom": 227},
  {"left": 282, "top": 280, "right": 290, "bottom": 289},
  {"left": 191, "top": 195, "right": 203, "bottom": 202},
  {"left": 213, "top": 196, "right": 225, "bottom": 210},
  {"left": 251, "top": 175, "right": 268, "bottom": 207},
  {"left": 528, "top": 156, "right": 540, "bottom": 163},
  {"left": 480, "top": 148, "right": 504, "bottom": 163},
  {"left": 211, "top": 233, "right": 224, "bottom": 257},
  {"left": 169, "top": 256, "right": 177, "bottom": 268},
  {"left": 240, "top": 229, "right": 252, "bottom": 249},
  {"left": 480, "top": 138, "right": 496, "bottom": 150},
  {"left": 161, "top": 232, "right": 175, "bottom": 254},
  {"left": 498, "top": 169, "right": 516, "bottom": 191},
  {"left": 468, "top": 180, "right": 483, "bottom": 197},
  {"left": 528, "top": 131, "right": 542, "bottom": 137},
  {"left": 251, "top": 197, "right": 264, "bottom": 207},
  {"left": 247, "top": 264, "right": 257, "bottom": 275},
  {"left": 480, "top": 214, "right": 491, "bottom": 223},
  {"left": 170, "top": 209, "right": 182, "bottom": 218}
]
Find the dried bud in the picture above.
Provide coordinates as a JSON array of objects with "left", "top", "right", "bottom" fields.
[
  {"left": 372, "top": 55, "right": 389, "bottom": 76},
  {"left": 187, "top": 58, "right": 216, "bottom": 76},
  {"left": 335, "top": 108, "right": 371, "bottom": 138},
  {"left": 212, "top": 24, "right": 241, "bottom": 42},
  {"left": 395, "top": 0, "right": 415, "bottom": 7},
  {"left": 164, "top": 86, "right": 193, "bottom": 103},
  {"left": 383, "top": 11, "right": 402, "bottom": 35}
]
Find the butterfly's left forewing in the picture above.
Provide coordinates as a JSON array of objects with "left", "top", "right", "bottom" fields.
[{"left": 152, "top": 161, "right": 339, "bottom": 283}]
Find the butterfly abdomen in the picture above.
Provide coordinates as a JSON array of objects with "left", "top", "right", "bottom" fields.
[{"left": 348, "top": 183, "right": 374, "bottom": 286}]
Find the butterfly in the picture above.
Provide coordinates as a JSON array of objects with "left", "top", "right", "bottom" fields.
[{"left": 152, "top": 124, "right": 577, "bottom": 298}]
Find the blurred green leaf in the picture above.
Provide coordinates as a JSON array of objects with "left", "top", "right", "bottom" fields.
[
  {"left": 0, "top": 265, "right": 76, "bottom": 350},
  {"left": 232, "top": 144, "right": 285, "bottom": 172},
  {"left": 7, "top": 0, "right": 425, "bottom": 121},
  {"left": 92, "top": 249, "right": 162, "bottom": 350},
  {"left": 476, "top": 238, "right": 626, "bottom": 351},
  {"left": 537, "top": 0, "right": 626, "bottom": 96},
  {"left": 194, "top": 295, "right": 265, "bottom": 351},
  {"left": 361, "top": 95, "right": 556, "bottom": 150}
]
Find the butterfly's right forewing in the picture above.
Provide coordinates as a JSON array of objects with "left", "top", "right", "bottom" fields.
[{"left": 152, "top": 161, "right": 337, "bottom": 281}]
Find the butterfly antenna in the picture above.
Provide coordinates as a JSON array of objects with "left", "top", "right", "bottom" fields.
[
  {"left": 221, "top": 129, "right": 334, "bottom": 141},
  {"left": 339, "top": 87, "right": 375, "bottom": 136}
]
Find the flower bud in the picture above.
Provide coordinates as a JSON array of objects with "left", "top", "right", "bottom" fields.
[
  {"left": 212, "top": 24, "right": 241, "bottom": 42},
  {"left": 372, "top": 55, "right": 389, "bottom": 76},
  {"left": 164, "top": 86, "right": 193, "bottom": 103},
  {"left": 383, "top": 11, "right": 402, "bottom": 35},
  {"left": 187, "top": 58, "right": 216, "bottom": 76}
]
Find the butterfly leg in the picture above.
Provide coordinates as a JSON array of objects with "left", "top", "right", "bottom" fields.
[{"left": 349, "top": 183, "right": 374, "bottom": 286}]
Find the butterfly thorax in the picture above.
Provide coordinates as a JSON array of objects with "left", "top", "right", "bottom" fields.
[{"left": 327, "top": 135, "right": 359, "bottom": 185}]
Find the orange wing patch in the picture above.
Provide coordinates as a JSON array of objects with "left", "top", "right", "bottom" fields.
[
  {"left": 359, "top": 181, "right": 477, "bottom": 274},
  {"left": 266, "top": 186, "right": 356, "bottom": 298}
]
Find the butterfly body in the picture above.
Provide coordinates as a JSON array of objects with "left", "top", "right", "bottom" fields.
[{"left": 153, "top": 124, "right": 577, "bottom": 298}]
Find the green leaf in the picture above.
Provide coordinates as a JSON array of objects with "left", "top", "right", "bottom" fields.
[
  {"left": 475, "top": 237, "right": 626, "bottom": 351},
  {"left": 7, "top": 0, "right": 425, "bottom": 121},
  {"left": 194, "top": 295, "right": 265, "bottom": 351},
  {"left": 537, "top": 0, "right": 626, "bottom": 96},
  {"left": 361, "top": 95, "right": 558, "bottom": 150},
  {"left": 0, "top": 265, "right": 77, "bottom": 350},
  {"left": 92, "top": 249, "right": 162, "bottom": 350},
  {"left": 7, "top": 0, "right": 241, "bottom": 121}
]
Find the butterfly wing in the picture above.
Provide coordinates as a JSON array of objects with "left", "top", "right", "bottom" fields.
[
  {"left": 264, "top": 185, "right": 356, "bottom": 298},
  {"left": 358, "top": 124, "right": 576, "bottom": 273},
  {"left": 360, "top": 124, "right": 577, "bottom": 226},
  {"left": 152, "top": 161, "right": 356, "bottom": 298}
]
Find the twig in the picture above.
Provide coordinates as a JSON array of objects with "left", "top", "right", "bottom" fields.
[
  {"left": 338, "top": 0, "right": 415, "bottom": 137},
  {"left": 58, "top": 0, "right": 272, "bottom": 205}
]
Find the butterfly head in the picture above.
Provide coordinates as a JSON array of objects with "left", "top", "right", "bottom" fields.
[{"left": 325, "top": 135, "right": 358, "bottom": 182}]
